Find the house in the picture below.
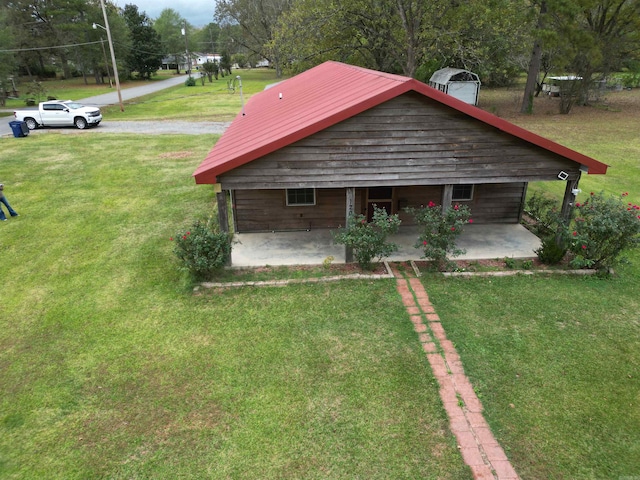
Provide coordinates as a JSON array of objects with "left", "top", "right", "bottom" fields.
[
  {"left": 193, "top": 61, "right": 607, "bottom": 244},
  {"left": 194, "top": 53, "right": 222, "bottom": 67}
]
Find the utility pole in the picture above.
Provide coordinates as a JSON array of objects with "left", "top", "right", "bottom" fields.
[
  {"left": 182, "top": 21, "right": 191, "bottom": 77},
  {"left": 99, "top": 37, "right": 113, "bottom": 88},
  {"left": 96, "top": 0, "right": 123, "bottom": 111}
]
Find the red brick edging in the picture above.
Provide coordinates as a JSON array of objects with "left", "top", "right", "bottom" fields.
[{"left": 391, "top": 263, "right": 520, "bottom": 480}]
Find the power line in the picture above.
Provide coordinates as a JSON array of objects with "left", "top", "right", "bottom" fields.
[{"left": 0, "top": 40, "right": 104, "bottom": 53}]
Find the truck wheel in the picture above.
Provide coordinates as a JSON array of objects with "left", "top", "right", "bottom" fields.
[
  {"left": 24, "top": 118, "right": 38, "bottom": 130},
  {"left": 74, "top": 117, "right": 87, "bottom": 130}
]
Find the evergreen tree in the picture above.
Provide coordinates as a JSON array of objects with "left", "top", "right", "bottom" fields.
[{"left": 123, "top": 4, "right": 163, "bottom": 79}]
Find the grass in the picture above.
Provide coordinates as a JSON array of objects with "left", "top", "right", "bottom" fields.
[
  {"left": 2, "top": 68, "right": 281, "bottom": 123},
  {"left": 423, "top": 264, "right": 640, "bottom": 479},
  {"left": 2, "top": 77, "right": 150, "bottom": 110},
  {"left": 423, "top": 86, "right": 640, "bottom": 478},
  {"left": 2, "top": 73, "right": 639, "bottom": 478},
  {"left": 0, "top": 134, "right": 470, "bottom": 479},
  {"left": 99, "top": 68, "right": 280, "bottom": 121}
]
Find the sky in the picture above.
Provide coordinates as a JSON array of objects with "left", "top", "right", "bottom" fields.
[{"left": 116, "top": 0, "right": 216, "bottom": 28}]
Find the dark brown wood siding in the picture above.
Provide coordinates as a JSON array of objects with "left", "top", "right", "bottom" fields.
[
  {"left": 233, "top": 184, "right": 524, "bottom": 231},
  {"left": 218, "top": 92, "right": 581, "bottom": 190},
  {"left": 233, "top": 188, "right": 364, "bottom": 232},
  {"left": 456, "top": 183, "right": 526, "bottom": 223}
]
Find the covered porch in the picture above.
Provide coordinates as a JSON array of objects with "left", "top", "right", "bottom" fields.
[{"left": 230, "top": 223, "right": 541, "bottom": 267}]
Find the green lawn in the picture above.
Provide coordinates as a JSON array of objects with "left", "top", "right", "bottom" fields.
[
  {"left": 0, "top": 134, "right": 470, "bottom": 479},
  {"left": 2, "top": 68, "right": 280, "bottom": 123},
  {"left": 425, "top": 87, "right": 640, "bottom": 478},
  {"left": 1, "top": 75, "right": 639, "bottom": 479},
  {"left": 99, "top": 68, "right": 281, "bottom": 122}
]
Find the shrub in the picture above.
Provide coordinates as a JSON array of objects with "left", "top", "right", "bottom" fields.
[
  {"left": 568, "top": 192, "right": 640, "bottom": 271},
  {"left": 535, "top": 235, "right": 567, "bottom": 264},
  {"left": 406, "top": 202, "right": 472, "bottom": 271},
  {"left": 333, "top": 206, "right": 401, "bottom": 270},
  {"left": 524, "top": 192, "right": 562, "bottom": 236},
  {"left": 171, "top": 220, "right": 232, "bottom": 280},
  {"left": 200, "top": 60, "right": 219, "bottom": 81},
  {"left": 184, "top": 76, "right": 196, "bottom": 87}
]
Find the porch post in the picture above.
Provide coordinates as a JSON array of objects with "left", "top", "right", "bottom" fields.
[
  {"left": 214, "top": 185, "right": 231, "bottom": 266},
  {"left": 214, "top": 184, "right": 229, "bottom": 233},
  {"left": 345, "top": 187, "right": 355, "bottom": 263},
  {"left": 560, "top": 172, "right": 581, "bottom": 222},
  {"left": 442, "top": 184, "right": 453, "bottom": 213}
]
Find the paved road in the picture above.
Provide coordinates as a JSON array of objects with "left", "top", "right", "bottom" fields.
[
  {"left": 75, "top": 74, "right": 189, "bottom": 107},
  {"left": 2, "top": 74, "right": 231, "bottom": 137}
]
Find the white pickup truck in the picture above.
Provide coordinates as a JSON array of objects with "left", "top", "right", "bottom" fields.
[{"left": 13, "top": 100, "right": 102, "bottom": 130}]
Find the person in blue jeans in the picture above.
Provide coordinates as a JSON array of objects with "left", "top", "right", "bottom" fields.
[{"left": 0, "top": 184, "right": 19, "bottom": 221}]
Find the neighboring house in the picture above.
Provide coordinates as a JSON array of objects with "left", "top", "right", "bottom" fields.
[
  {"left": 194, "top": 53, "right": 222, "bottom": 66},
  {"left": 160, "top": 55, "right": 189, "bottom": 72},
  {"left": 193, "top": 61, "right": 607, "bottom": 234}
]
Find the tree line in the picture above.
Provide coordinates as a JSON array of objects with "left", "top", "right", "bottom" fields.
[
  {"left": 2, "top": 0, "right": 639, "bottom": 113},
  {"left": 0, "top": 1, "right": 240, "bottom": 96},
  {"left": 215, "top": 0, "right": 640, "bottom": 112}
]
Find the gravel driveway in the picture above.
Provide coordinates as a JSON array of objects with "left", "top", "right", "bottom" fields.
[{"left": 20, "top": 120, "right": 231, "bottom": 136}]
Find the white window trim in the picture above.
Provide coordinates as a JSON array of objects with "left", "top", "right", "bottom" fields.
[{"left": 286, "top": 188, "right": 316, "bottom": 206}]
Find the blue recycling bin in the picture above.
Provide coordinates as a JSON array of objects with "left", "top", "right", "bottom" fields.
[{"left": 9, "top": 121, "right": 29, "bottom": 138}]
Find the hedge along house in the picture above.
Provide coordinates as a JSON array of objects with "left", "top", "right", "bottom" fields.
[{"left": 193, "top": 61, "right": 607, "bottom": 262}]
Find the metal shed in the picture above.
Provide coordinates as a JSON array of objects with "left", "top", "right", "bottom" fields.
[{"left": 429, "top": 68, "right": 481, "bottom": 105}]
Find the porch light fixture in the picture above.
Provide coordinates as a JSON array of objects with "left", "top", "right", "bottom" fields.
[{"left": 93, "top": 0, "right": 124, "bottom": 112}]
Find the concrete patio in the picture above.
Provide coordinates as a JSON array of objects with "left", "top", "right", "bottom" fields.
[{"left": 230, "top": 224, "right": 541, "bottom": 267}]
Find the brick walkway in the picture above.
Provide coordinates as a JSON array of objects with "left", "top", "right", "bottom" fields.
[{"left": 390, "top": 262, "right": 520, "bottom": 480}]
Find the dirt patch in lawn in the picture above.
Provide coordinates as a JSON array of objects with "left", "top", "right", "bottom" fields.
[{"left": 479, "top": 86, "right": 640, "bottom": 123}]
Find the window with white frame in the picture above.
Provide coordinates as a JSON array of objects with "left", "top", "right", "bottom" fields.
[
  {"left": 452, "top": 184, "right": 474, "bottom": 201},
  {"left": 286, "top": 188, "right": 316, "bottom": 206}
]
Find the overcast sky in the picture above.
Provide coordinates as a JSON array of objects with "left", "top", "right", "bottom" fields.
[{"left": 115, "top": 0, "right": 216, "bottom": 28}]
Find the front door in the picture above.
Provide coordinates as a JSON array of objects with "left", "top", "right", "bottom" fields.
[
  {"left": 41, "top": 103, "right": 71, "bottom": 126},
  {"left": 366, "top": 187, "right": 393, "bottom": 221}
]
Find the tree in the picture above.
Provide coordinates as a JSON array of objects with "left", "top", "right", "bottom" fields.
[
  {"left": 4, "top": 0, "right": 100, "bottom": 79},
  {"left": 272, "top": 0, "right": 533, "bottom": 82},
  {"left": 0, "top": 10, "right": 17, "bottom": 105},
  {"left": 272, "top": 0, "right": 450, "bottom": 76},
  {"left": 219, "top": 52, "right": 232, "bottom": 76},
  {"left": 522, "top": 0, "right": 640, "bottom": 114},
  {"left": 521, "top": 1, "right": 547, "bottom": 113},
  {"left": 215, "top": 0, "right": 293, "bottom": 76},
  {"left": 122, "top": 4, "right": 163, "bottom": 79},
  {"left": 154, "top": 9, "right": 188, "bottom": 74},
  {"left": 200, "top": 60, "right": 219, "bottom": 81},
  {"left": 191, "top": 22, "right": 223, "bottom": 54}
]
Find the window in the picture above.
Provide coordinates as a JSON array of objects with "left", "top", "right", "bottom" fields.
[
  {"left": 452, "top": 184, "right": 474, "bottom": 201},
  {"left": 43, "top": 104, "right": 63, "bottom": 111},
  {"left": 286, "top": 188, "right": 316, "bottom": 206}
]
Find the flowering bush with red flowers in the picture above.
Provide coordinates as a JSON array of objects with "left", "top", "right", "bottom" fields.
[
  {"left": 333, "top": 206, "right": 401, "bottom": 270},
  {"left": 171, "top": 219, "right": 232, "bottom": 280},
  {"left": 569, "top": 192, "right": 640, "bottom": 271},
  {"left": 406, "top": 202, "right": 472, "bottom": 271}
]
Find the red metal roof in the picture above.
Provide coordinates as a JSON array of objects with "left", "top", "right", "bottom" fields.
[{"left": 193, "top": 61, "right": 607, "bottom": 184}]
